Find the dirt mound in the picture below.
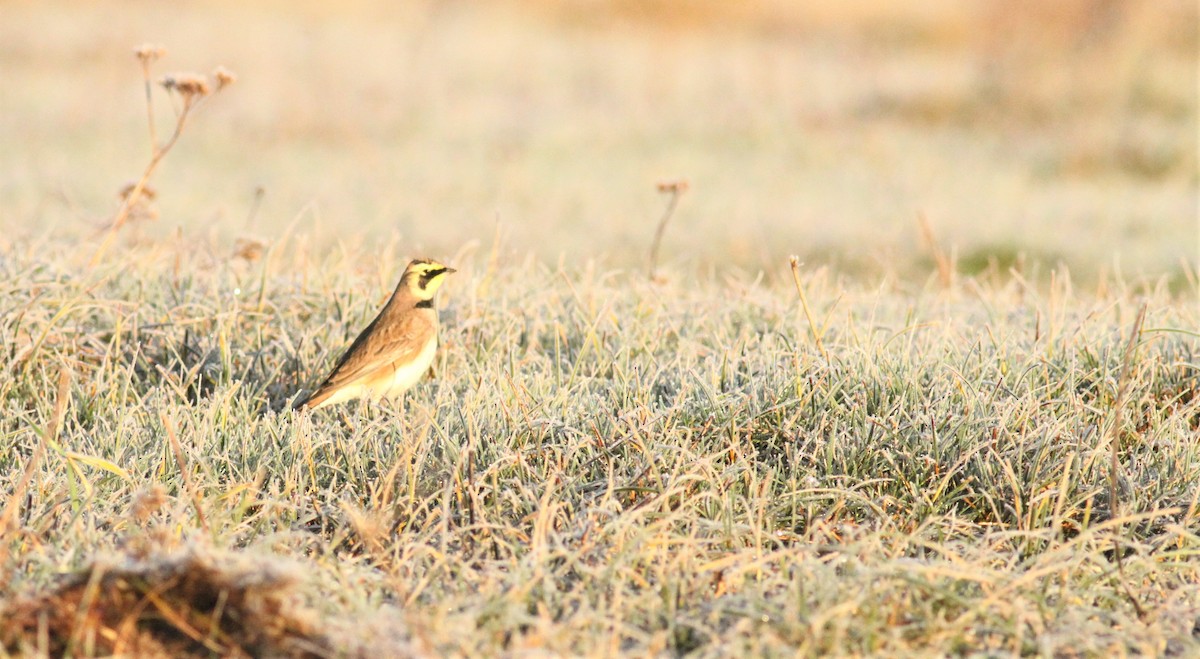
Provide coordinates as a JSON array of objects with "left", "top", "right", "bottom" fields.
[{"left": 1, "top": 542, "right": 334, "bottom": 658}]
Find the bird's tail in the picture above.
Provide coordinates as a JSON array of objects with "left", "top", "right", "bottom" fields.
[{"left": 292, "top": 388, "right": 331, "bottom": 411}]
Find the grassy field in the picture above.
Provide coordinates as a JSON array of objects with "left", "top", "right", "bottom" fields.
[{"left": 2, "top": 1, "right": 1199, "bottom": 656}]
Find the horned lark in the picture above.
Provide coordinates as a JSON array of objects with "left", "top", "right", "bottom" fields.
[{"left": 294, "top": 258, "right": 455, "bottom": 411}]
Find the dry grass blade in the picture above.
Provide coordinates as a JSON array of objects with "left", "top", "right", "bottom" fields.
[
  {"left": 917, "top": 211, "right": 953, "bottom": 288},
  {"left": 161, "top": 412, "right": 210, "bottom": 534},
  {"left": 789, "top": 256, "right": 829, "bottom": 362}
]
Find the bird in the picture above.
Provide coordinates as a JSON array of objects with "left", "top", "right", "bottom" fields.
[{"left": 293, "top": 258, "right": 455, "bottom": 411}]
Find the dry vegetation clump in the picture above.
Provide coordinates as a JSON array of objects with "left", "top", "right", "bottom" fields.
[{"left": 0, "top": 540, "right": 333, "bottom": 658}]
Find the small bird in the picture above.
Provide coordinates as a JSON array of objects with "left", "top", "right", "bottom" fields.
[{"left": 294, "top": 258, "right": 455, "bottom": 411}]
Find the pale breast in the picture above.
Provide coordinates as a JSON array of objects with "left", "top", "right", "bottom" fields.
[{"left": 379, "top": 336, "right": 438, "bottom": 400}]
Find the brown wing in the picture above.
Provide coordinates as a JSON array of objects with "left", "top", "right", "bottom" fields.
[{"left": 296, "top": 306, "right": 435, "bottom": 409}]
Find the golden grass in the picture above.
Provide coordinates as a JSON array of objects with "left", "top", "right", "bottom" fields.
[{"left": 1, "top": 232, "right": 1198, "bottom": 655}]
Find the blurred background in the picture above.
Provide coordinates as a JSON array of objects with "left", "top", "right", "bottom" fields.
[{"left": 1, "top": 0, "right": 1196, "bottom": 281}]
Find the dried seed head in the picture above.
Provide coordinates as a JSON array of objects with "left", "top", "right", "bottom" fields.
[
  {"left": 656, "top": 179, "right": 690, "bottom": 195},
  {"left": 161, "top": 72, "right": 211, "bottom": 98},
  {"left": 118, "top": 181, "right": 157, "bottom": 201},
  {"left": 176, "top": 75, "right": 211, "bottom": 97},
  {"left": 233, "top": 238, "right": 265, "bottom": 262},
  {"left": 212, "top": 66, "right": 237, "bottom": 91},
  {"left": 134, "top": 43, "right": 166, "bottom": 63}
]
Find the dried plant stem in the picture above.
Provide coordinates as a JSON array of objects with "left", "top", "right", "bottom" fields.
[
  {"left": 789, "top": 256, "right": 829, "bottom": 362},
  {"left": 918, "top": 212, "right": 953, "bottom": 288},
  {"left": 647, "top": 181, "right": 688, "bottom": 280},
  {"left": 140, "top": 59, "right": 158, "bottom": 150},
  {"left": 161, "top": 411, "right": 210, "bottom": 534},
  {"left": 1106, "top": 303, "right": 1148, "bottom": 618},
  {"left": 88, "top": 52, "right": 235, "bottom": 269},
  {"left": 90, "top": 97, "right": 199, "bottom": 268}
]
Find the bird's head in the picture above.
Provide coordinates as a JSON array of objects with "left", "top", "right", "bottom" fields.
[{"left": 402, "top": 258, "right": 456, "bottom": 300}]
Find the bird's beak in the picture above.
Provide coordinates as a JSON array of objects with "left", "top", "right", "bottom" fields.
[{"left": 444, "top": 267, "right": 457, "bottom": 274}]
